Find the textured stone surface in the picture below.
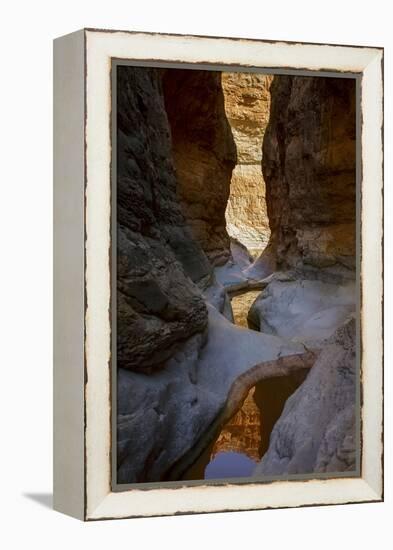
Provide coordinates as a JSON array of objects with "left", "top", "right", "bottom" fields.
[
  {"left": 254, "top": 316, "right": 357, "bottom": 475},
  {"left": 259, "top": 75, "right": 356, "bottom": 274},
  {"left": 163, "top": 70, "right": 237, "bottom": 266},
  {"left": 117, "top": 66, "right": 211, "bottom": 372},
  {"left": 223, "top": 73, "right": 273, "bottom": 254},
  {"left": 118, "top": 305, "right": 306, "bottom": 483},
  {"left": 248, "top": 274, "right": 356, "bottom": 347},
  {"left": 249, "top": 76, "right": 358, "bottom": 477}
]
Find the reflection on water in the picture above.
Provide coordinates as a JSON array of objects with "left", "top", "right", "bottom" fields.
[
  {"left": 183, "top": 290, "right": 308, "bottom": 481},
  {"left": 212, "top": 388, "right": 261, "bottom": 461},
  {"left": 184, "top": 372, "right": 308, "bottom": 480}
]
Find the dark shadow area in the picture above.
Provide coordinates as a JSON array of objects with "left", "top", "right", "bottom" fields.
[
  {"left": 23, "top": 492, "right": 53, "bottom": 509},
  {"left": 254, "top": 371, "right": 309, "bottom": 458}
]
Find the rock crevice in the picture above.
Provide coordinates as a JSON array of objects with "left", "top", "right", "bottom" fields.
[{"left": 163, "top": 69, "right": 237, "bottom": 266}]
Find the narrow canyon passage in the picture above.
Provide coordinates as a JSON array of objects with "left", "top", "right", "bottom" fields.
[
  {"left": 179, "top": 73, "right": 304, "bottom": 480},
  {"left": 116, "top": 66, "right": 357, "bottom": 484}
]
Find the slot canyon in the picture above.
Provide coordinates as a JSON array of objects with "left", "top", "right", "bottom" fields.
[{"left": 116, "top": 66, "right": 357, "bottom": 484}]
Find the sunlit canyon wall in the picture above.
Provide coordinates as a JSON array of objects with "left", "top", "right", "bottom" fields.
[{"left": 222, "top": 72, "right": 273, "bottom": 257}]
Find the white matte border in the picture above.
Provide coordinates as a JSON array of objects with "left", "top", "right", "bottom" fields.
[{"left": 84, "top": 29, "right": 383, "bottom": 520}]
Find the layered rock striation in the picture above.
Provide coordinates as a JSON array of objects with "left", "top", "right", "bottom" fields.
[
  {"left": 163, "top": 69, "right": 237, "bottom": 266},
  {"left": 251, "top": 75, "right": 356, "bottom": 279},
  {"left": 222, "top": 72, "right": 273, "bottom": 256},
  {"left": 117, "top": 66, "right": 212, "bottom": 373}
]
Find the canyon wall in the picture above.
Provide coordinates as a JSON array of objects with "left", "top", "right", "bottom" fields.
[
  {"left": 251, "top": 75, "right": 358, "bottom": 477},
  {"left": 163, "top": 70, "right": 237, "bottom": 266},
  {"left": 117, "top": 67, "right": 358, "bottom": 482},
  {"left": 223, "top": 72, "right": 273, "bottom": 256},
  {"left": 260, "top": 75, "right": 356, "bottom": 276},
  {"left": 255, "top": 316, "right": 356, "bottom": 475},
  {"left": 117, "top": 66, "right": 212, "bottom": 373}
]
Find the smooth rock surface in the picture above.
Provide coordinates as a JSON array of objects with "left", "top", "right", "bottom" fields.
[
  {"left": 259, "top": 75, "right": 356, "bottom": 274},
  {"left": 248, "top": 277, "right": 356, "bottom": 347},
  {"left": 254, "top": 316, "right": 357, "bottom": 476},
  {"left": 117, "top": 305, "right": 306, "bottom": 483}
]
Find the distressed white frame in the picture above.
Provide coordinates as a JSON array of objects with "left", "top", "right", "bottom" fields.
[{"left": 54, "top": 29, "right": 383, "bottom": 521}]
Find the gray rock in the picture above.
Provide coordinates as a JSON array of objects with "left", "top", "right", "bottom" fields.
[
  {"left": 254, "top": 316, "right": 357, "bottom": 476},
  {"left": 118, "top": 305, "right": 306, "bottom": 483},
  {"left": 248, "top": 277, "right": 356, "bottom": 347}
]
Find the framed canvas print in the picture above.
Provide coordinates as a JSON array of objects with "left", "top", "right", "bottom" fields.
[{"left": 53, "top": 29, "right": 384, "bottom": 520}]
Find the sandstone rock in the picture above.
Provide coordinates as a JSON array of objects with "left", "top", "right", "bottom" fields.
[
  {"left": 163, "top": 70, "right": 237, "bottom": 266},
  {"left": 259, "top": 75, "right": 356, "bottom": 274},
  {"left": 254, "top": 316, "right": 357, "bottom": 476},
  {"left": 117, "top": 66, "right": 212, "bottom": 372},
  {"left": 222, "top": 72, "right": 273, "bottom": 255}
]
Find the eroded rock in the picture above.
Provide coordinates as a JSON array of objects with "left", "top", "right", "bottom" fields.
[
  {"left": 254, "top": 316, "right": 357, "bottom": 476},
  {"left": 259, "top": 75, "right": 356, "bottom": 275},
  {"left": 248, "top": 276, "right": 356, "bottom": 347},
  {"left": 118, "top": 305, "right": 308, "bottom": 483},
  {"left": 117, "top": 66, "right": 211, "bottom": 372}
]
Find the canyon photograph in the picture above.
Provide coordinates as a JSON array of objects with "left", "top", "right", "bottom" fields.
[{"left": 115, "top": 65, "right": 358, "bottom": 485}]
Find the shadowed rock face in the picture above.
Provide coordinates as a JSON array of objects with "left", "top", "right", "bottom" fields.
[
  {"left": 163, "top": 70, "right": 237, "bottom": 266},
  {"left": 261, "top": 76, "right": 356, "bottom": 275},
  {"left": 117, "top": 66, "right": 211, "bottom": 372},
  {"left": 249, "top": 76, "right": 358, "bottom": 477}
]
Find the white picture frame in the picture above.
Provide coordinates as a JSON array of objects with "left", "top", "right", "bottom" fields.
[{"left": 53, "top": 28, "right": 383, "bottom": 521}]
